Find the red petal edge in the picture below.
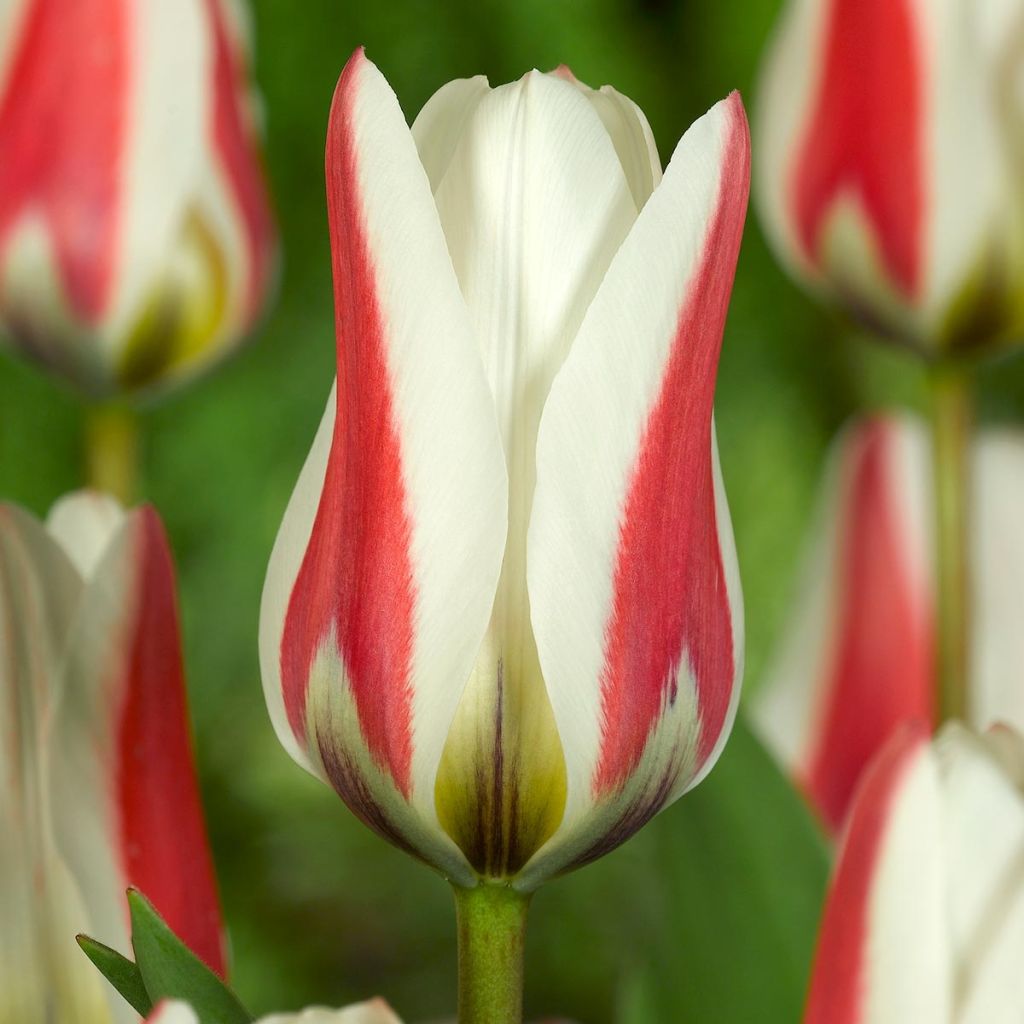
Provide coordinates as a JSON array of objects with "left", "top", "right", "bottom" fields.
[
  {"left": 594, "top": 94, "right": 750, "bottom": 797},
  {"left": 280, "top": 50, "right": 416, "bottom": 798},
  {"left": 117, "top": 508, "right": 225, "bottom": 975}
]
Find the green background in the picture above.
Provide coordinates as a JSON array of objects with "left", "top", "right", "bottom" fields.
[{"left": 4, "top": 0, "right": 1022, "bottom": 1020}]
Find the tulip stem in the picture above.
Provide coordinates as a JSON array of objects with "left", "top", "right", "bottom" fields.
[
  {"left": 929, "top": 360, "right": 973, "bottom": 724},
  {"left": 453, "top": 882, "right": 530, "bottom": 1024},
  {"left": 85, "top": 404, "right": 139, "bottom": 503}
]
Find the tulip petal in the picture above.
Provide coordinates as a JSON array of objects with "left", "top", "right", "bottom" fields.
[
  {"left": 805, "top": 725, "right": 951, "bottom": 1023},
  {"left": 259, "top": 50, "right": 507, "bottom": 885},
  {"left": 521, "top": 93, "right": 749, "bottom": 887},
  {"left": 935, "top": 725, "right": 1024, "bottom": 1022},
  {"left": 972, "top": 433, "right": 1024, "bottom": 735},
  {"left": 46, "top": 490, "right": 125, "bottom": 577},
  {"left": 753, "top": 417, "right": 934, "bottom": 830},
  {"left": 147, "top": 1003, "right": 200, "bottom": 1024},
  {"left": 411, "top": 76, "right": 491, "bottom": 191},
  {"left": 259, "top": 1000, "right": 404, "bottom": 1024},
  {"left": 49, "top": 506, "right": 225, "bottom": 976},
  {"left": 426, "top": 69, "right": 637, "bottom": 877},
  {"left": 562, "top": 76, "right": 663, "bottom": 209},
  {"left": 106, "top": 0, "right": 209, "bottom": 348},
  {"left": 0, "top": 504, "right": 111, "bottom": 1024}
]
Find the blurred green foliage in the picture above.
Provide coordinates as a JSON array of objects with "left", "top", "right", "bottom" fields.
[{"left": 5, "top": 0, "right": 1024, "bottom": 1020}]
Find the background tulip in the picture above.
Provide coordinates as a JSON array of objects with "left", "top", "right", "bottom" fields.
[
  {"left": 756, "top": 0, "right": 1024, "bottom": 352},
  {"left": 755, "top": 415, "right": 1024, "bottom": 830},
  {"left": 0, "top": 0, "right": 276, "bottom": 396},
  {"left": 259, "top": 49, "right": 749, "bottom": 895},
  {"left": 804, "top": 722, "right": 1024, "bottom": 1022},
  {"left": 147, "top": 999, "right": 403, "bottom": 1024},
  {"left": 0, "top": 492, "right": 223, "bottom": 1023}
]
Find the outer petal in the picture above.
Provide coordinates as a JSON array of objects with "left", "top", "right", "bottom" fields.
[
  {"left": 936, "top": 725, "right": 1024, "bottom": 1023},
  {"left": 0, "top": 504, "right": 110, "bottom": 1024},
  {"left": 804, "top": 725, "right": 951, "bottom": 1023},
  {"left": 258, "top": 50, "right": 507, "bottom": 885},
  {"left": 753, "top": 416, "right": 934, "bottom": 831},
  {"left": 48, "top": 504, "right": 226, "bottom": 977},
  {"left": 521, "top": 93, "right": 749, "bottom": 887}
]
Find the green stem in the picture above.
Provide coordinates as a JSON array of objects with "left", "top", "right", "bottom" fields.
[
  {"left": 929, "top": 361, "right": 973, "bottom": 724},
  {"left": 84, "top": 404, "right": 139, "bottom": 504},
  {"left": 453, "top": 883, "right": 530, "bottom": 1024}
]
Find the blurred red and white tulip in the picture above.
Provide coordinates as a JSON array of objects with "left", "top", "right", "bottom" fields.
[
  {"left": 260, "top": 51, "right": 749, "bottom": 890},
  {"left": 0, "top": 0, "right": 276, "bottom": 396},
  {"left": 804, "top": 722, "right": 1024, "bottom": 1022},
  {"left": 148, "top": 999, "right": 403, "bottom": 1024},
  {"left": 1, "top": 492, "right": 223, "bottom": 1023},
  {"left": 755, "top": 415, "right": 1024, "bottom": 830},
  {"left": 756, "top": 0, "right": 1024, "bottom": 352}
]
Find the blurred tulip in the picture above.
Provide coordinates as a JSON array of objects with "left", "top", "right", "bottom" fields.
[
  {"left": 804, "top": 722, "right": 1024, "bottom": 1022},
  {"left": 147, "top": 999, "right": 403, "bottom": 1024},
  {"left": 755, "top": 415, "right": 1024, "bottom": 830},
  {"left": 0, "top": 0, "right": 276, "bottom": 396},
  {"left": 756, "top": 0, "right": 1024, "bottom": 353},
  {"left": 1, "top": 492, "right": 223, "bottom": 1024},
  {"left": 260, "top": 50, "right": 749, "bottom": 890}
]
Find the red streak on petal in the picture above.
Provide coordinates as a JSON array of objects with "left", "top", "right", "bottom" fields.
[
  {"left": 204, "top": 0, "right": 275, "bottom": 323},
  {"left": 593, "top": 97, "right": 749, "bottom": 796},
  {"left": 804, "top": 420, "right": 934, "bottom": 832},
  {"left": 805, "top": 725, "right": 929, "bottom": 1023},
  {"left": 116, "top": 509, "right": 225, "bottom": 975},
  {"left": 790, "top": 0, "right": 924, "bottom": 298},
  {"left": 280, "top": 51, "right": 415, "bottom": 797},
  {"left": 0, "top": 0, "right": 127, "bottom": 321}
]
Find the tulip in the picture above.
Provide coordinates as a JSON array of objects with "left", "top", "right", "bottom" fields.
[
  {"left": 754, "top": 414, "right": 1024, "bottom": 830},
  {"left": 0, "top": 0, "right": 276, "bottom": 396},
  {"left": 1, "top": 492, "right": 223, "bottom": 1024},
  {"left": 259, "top": 49, "right": 749, "bottom": 892},
  {"left": 804, "top": 721, "right": 1024, "bottom": 1022},
  {"left": 146, "top": 1000, "right": 402, "bottom": 1024},
  {"left": 756, "top": 0, "right": 1024, "bottom": 352}
]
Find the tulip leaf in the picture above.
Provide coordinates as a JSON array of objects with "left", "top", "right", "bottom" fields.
[
  {"left": 77, "top": 935, "right": 153, "bottom": 1016},
  {"left": 127, "top": 889, "right": 253, "bottom": 1024},
  {"left": 629, "top": 714, "right": 830, "bottom": 1022}
]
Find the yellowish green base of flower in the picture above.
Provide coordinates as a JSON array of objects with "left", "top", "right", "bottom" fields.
[
  {"left": 454, "top": 883, "right": 531, "bottom": 1024},
  {"left": 84, "top": 404, "right": 138, "bottom": 504},
  {"left": 929, "top": 361, "right": 973, "bottom": 724}
]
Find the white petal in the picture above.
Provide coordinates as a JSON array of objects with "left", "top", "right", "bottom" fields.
[
  {"left": 45, "top": 490, "right": 126, "bottom": 579},
  {"left": 411, "top": 76, "right": 491, "bottom": 191}
]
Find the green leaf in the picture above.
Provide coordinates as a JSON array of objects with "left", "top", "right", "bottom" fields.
[
  {"left": 624, "top": 714, "right": 830, "bottom": 1023},
  {"left": 127, "top": 889, "right": 252, "bottom": 1024},
  {"left": 77, "top": 935, "right": 153, "bottom": 1016}
]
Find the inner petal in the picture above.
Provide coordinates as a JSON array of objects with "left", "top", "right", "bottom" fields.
[{"left": 428, "top": 70, "right": 637, "bottom": 876}]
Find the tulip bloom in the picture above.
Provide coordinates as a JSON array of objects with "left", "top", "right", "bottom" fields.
[
  {"left": 260, "top": 51, "right": 749, "bottom": 890},
  {"left": 148, "top": 1000, "right": 402, "bottom": 1024},
  {"left": 757, "top": 0, "right": 1024, "bottom": 351},
  {"left": 1, "top": 493, "right": 223, "bottom": 1024},
  {"left": 0, "top": 0, "right": 276, "bottom": 396},
  {"left": 755, "top": 415, "right": 1024, "bottom": 830},
  {"left": 805, "top": 722, "right": 1024, "bottom": 1022}
]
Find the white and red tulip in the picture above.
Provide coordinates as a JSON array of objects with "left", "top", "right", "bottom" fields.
[
  {"left": 804, "top": 722, "right": 1024, "bottom": 1022},
  {"left": 754, "top": 415, "right": 1024, "bottom": 831},
  {"left": 0, "top": 492, "right": 223, "bottom": 1023},
  {"left": 0, "top": 0, "right": 276, "bottom": 396},
  {"left": 259, "top": 51, "right": 749, "bottom": 890},
  {"left": 147, "top": 999, "right": 403, "bottom": 1024},
  {"left": 756, "top": 0, "right": 1024, "bottom": 351}
]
